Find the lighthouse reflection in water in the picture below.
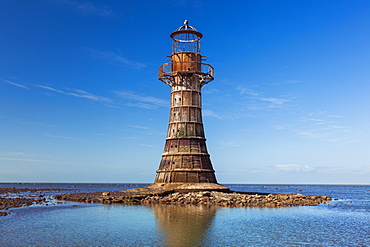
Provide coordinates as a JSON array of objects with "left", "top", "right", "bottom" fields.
[{"left": 151, "top": 204, "right": 216, "bottom": 246}]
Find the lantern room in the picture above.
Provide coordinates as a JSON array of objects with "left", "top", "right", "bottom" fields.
[
  {"left": 158, "top": 21, "right": 214, "bottom": 85},
  {"left": 170, "top": 20, "right": 202, "bottom": 54}
]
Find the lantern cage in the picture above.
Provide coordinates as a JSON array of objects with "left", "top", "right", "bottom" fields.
[{"left": 170, "top": 20, "right": 202, "bottom": 54}]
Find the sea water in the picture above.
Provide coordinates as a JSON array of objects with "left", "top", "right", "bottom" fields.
[{"left": 0, "top": 184, "right": 369, "bottom": 246}]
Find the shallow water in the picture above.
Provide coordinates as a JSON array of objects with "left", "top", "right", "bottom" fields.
[{"left": 1, "top": 184, "right": 369, "bottom": 246}]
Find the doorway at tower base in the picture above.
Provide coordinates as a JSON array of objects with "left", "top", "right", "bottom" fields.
[{"left": 145, "top": 182, "right": 230, "bottom": 193}]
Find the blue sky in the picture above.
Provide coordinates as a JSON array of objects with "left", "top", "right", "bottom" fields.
[{"left": 1, "top": 0, "right": 369, "bottom": 184}]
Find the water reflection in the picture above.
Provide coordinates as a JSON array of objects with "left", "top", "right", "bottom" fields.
[{"left": 150, "top": 204, "right": 217, "bottom": 246}]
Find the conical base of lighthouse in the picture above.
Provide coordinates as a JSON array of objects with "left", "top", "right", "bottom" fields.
[
  {"left": 121, "top": 182, "right": 230, "bottom": 196},
  {"left": 145, "top": 182, "right": 230, "bottom": 193}
]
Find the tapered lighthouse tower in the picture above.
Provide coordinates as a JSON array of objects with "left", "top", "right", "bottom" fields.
[{"left": 150, "top": 21, "right": 228, "bottom": 192}]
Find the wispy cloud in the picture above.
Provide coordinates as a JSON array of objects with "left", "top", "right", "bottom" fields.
[
  {"left": 281, "top": 164, "right": 370, "bottom": 175},
  {"left": 275, "top": 164, "right": 314, "bottom": 172},
  {"left": 236, "top": 86, "right": 291, "bottom": 109},
  {"left": 296, "top": 131, "right": 323, "bottom": 139},
  {"left": 139, "top": 144, "right": 156, "bottom": 148},
  {"left": 272, "top": 125, "right": 287, "bottom": 130},
  {"left": 35, "top": 84, "right": 112, "bottom": 103},
  {"left": 0, "top": 151, "right": 67, "bottom": 164},
  {"left": 217, "top": 140, "right": 241, "bottom": 148},
  {"left": 203, "top": 109, "right": 222, "bottom": 119},
  {"left": 67, "top": 88, "right": 112, "bottom": 102},
  {"left": 272, "top": 110, "right": 351, "bottom": 142},
  {"left": 89, "top": 49, "right": 146, "bottom": 69},
  {"left": 57, "top": 0, "right": 114, "bottom": 17},
  {"left": 244, "top": 164, "right": 369, "bottom": 175},
  {"left": 216, "top": 138, "right": 252, "bottom": 149},
  {"left": 129, "top": 125, "right": 150, "bottom": 130},
  {"left": 258, "top": 97, "right": 288, "bottom": 106},
  {"left": 1, "top": 79, "right": 30, "bottom": 90},
  {"left": 237, "top": 86, "right": 259, "bottom": 96},
  {"left": 202, "top": 88, "right": 220, "bottom": 95},
  {"left": 0, "top": 115, "right": 52, "bottom": 127},
  {"left": 35, "top": 84, "right": 64, "bottom": 93},
  {"left": 0, "top": 157, "right": 68, "bottom": 164},
  {"left": 326, "top": 165, "right": 370, "bottom": 174},
  {"left": 0, "top": 152, "right": 26, "bottom": 157},
  {"left": 302, "top": 117, "right": 325, "bottom": 123},
  {"left": 115, "top": 91, "right": 167, "bottom": 109},
  {"left": 294, "top": 112, "right": 350, "bottom": 141},
  {"left": 45, "top": 133, "right": 83, "bottom": 140}
]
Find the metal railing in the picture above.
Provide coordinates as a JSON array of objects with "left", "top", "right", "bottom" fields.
[{"left": 158, "top": 61, "right": 214, "bottom": 84}]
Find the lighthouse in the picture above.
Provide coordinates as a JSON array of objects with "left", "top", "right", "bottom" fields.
[{"left": 149, "top": 21, "right": 229, "bottom": 192}]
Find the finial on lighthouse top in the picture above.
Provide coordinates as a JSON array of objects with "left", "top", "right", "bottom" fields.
[
  {"left": 172, "top": 20, "right": 201, "bottom": 34},
  {"left": 170, "top": 20, "right": 202, "bottom": 53}
]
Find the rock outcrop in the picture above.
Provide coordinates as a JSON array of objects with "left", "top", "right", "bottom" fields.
[
  {"left": 0, "top": 188, "right": 72, "bottom": 216},
  {"left": 55, "top": 189, "right": 331, "bottom": 208}
]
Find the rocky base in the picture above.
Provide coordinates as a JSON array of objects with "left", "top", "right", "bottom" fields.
[
  {"left": 145, "top": 182, "right": 231, "bottom": 192},
  {"left": 55, "top": 189, "right": 331, "bottom": 208},
  {"left": 142, "top": 191, "right": 331, "bottom": 207},
  {"left": 0, "top": 187, "right": 332, "bottom": 216}
]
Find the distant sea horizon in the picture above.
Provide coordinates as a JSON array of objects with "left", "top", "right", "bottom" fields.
[{"left": 2, "top": 182, "right": 369, "bottom": 185}]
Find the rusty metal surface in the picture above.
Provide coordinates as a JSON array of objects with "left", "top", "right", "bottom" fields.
[
  {"left": 155, "top": 22, "right": 217, "bottom": 184},
  {"left": 158, "top": 62, "right": 214, "bottom": 84}
]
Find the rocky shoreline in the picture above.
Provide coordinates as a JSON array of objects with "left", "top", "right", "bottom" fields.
[
  {"left": 0, "top": 188, "right": 72, "bottom": 216},
  {"left": 141, "top": 191, "right": 331, "bottom": 207},
  {"left": 55, "top": 189, "right": 331, "bottom": 208},
  {"left": 1, "top": 187, "right": 332, "bottom": 216}
]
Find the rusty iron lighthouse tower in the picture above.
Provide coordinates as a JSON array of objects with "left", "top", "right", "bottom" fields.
[{"left": 149, "top": 21, "right": 229, "bottom": 192}]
